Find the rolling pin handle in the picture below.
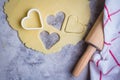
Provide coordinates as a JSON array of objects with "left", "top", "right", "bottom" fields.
[{"left": 72, "top": 45, "right": 96, "bottom": 77}]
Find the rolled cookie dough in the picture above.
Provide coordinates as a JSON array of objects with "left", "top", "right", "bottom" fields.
[{"left": 4, "top": 0, "right": 90, "bottom": 54}]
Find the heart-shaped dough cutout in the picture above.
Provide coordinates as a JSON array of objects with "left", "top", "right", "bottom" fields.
[
  {"left": 40, "top": 31, "right": 60, "bottom": 49},
  {"left": 65, "top": 16, "right": 85, "bottom": 33},
  {"left": 47, "top": 11, "right": 65, "bottom": 30},
  {"left": 21, "top": 9, "right": 43, "bottom": 30}
]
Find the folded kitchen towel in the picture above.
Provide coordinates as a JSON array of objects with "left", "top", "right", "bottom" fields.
[{"left": 90, "top": 0, "right": 120, "bottom": 80}]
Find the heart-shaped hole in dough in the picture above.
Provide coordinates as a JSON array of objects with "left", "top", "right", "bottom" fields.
[
  {"left": 21, "top": 9, "right": 43, "bottom": 30},
  {"left": 47, "top": 11, "right": 65, "bottom": 30},
  {"left": 40, "top": 31, "right": 60, "bottom": 49}
]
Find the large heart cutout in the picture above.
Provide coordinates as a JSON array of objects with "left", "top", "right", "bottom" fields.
[
  {"left": 47, "top": 12, "right": 65, "bottom": 30},
  {"left": 21, "top": 9, "right": 43, "bottom": 30},
  {"left": 40, "top": 31, "right": 60, "bottom": 49},
  {"left": 65, "top": 16, "right": 85, "bottom": 33}
]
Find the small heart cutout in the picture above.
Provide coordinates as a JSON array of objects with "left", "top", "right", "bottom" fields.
[
  {"left": 21, "top": 9, "right": 43, "bottom": 30},
  {"left": 65, "top": 16, "right": 85, "bottom": 33},
  {"left": 47, "top": 12, "right": 65, "bottom": 30},
  {"left": 40, "top": 31, "right": 60, "bottom": 49}
]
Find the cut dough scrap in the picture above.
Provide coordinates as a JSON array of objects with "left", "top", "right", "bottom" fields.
[
  {"left": 65, "top": 16, "right": 86, "bottom": 33},
  {"left": 4, "top": 0, "right": 90, "bottom": 54}
]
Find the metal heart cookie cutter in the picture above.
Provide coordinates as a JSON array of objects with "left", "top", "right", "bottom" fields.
[{"left": 21, "top": 9, "right": 44, "bottom": 30}]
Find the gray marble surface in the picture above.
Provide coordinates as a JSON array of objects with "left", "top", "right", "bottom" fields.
[{"left": 0, "top": 0, "right": 104, "bottom": 80}]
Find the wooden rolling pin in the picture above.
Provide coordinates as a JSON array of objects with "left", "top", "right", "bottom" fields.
[{"left": 72, "top": 12, "right": 104, "bottom": 77}]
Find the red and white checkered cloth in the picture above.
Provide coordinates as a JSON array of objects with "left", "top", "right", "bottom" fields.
[{"left": 90, "top": 0, "right": 120, "bottom": 80}]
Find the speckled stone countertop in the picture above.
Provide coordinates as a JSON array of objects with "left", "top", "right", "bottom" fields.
[{"left": 0, "top": 0, "right": 104, "bottom": 80}]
